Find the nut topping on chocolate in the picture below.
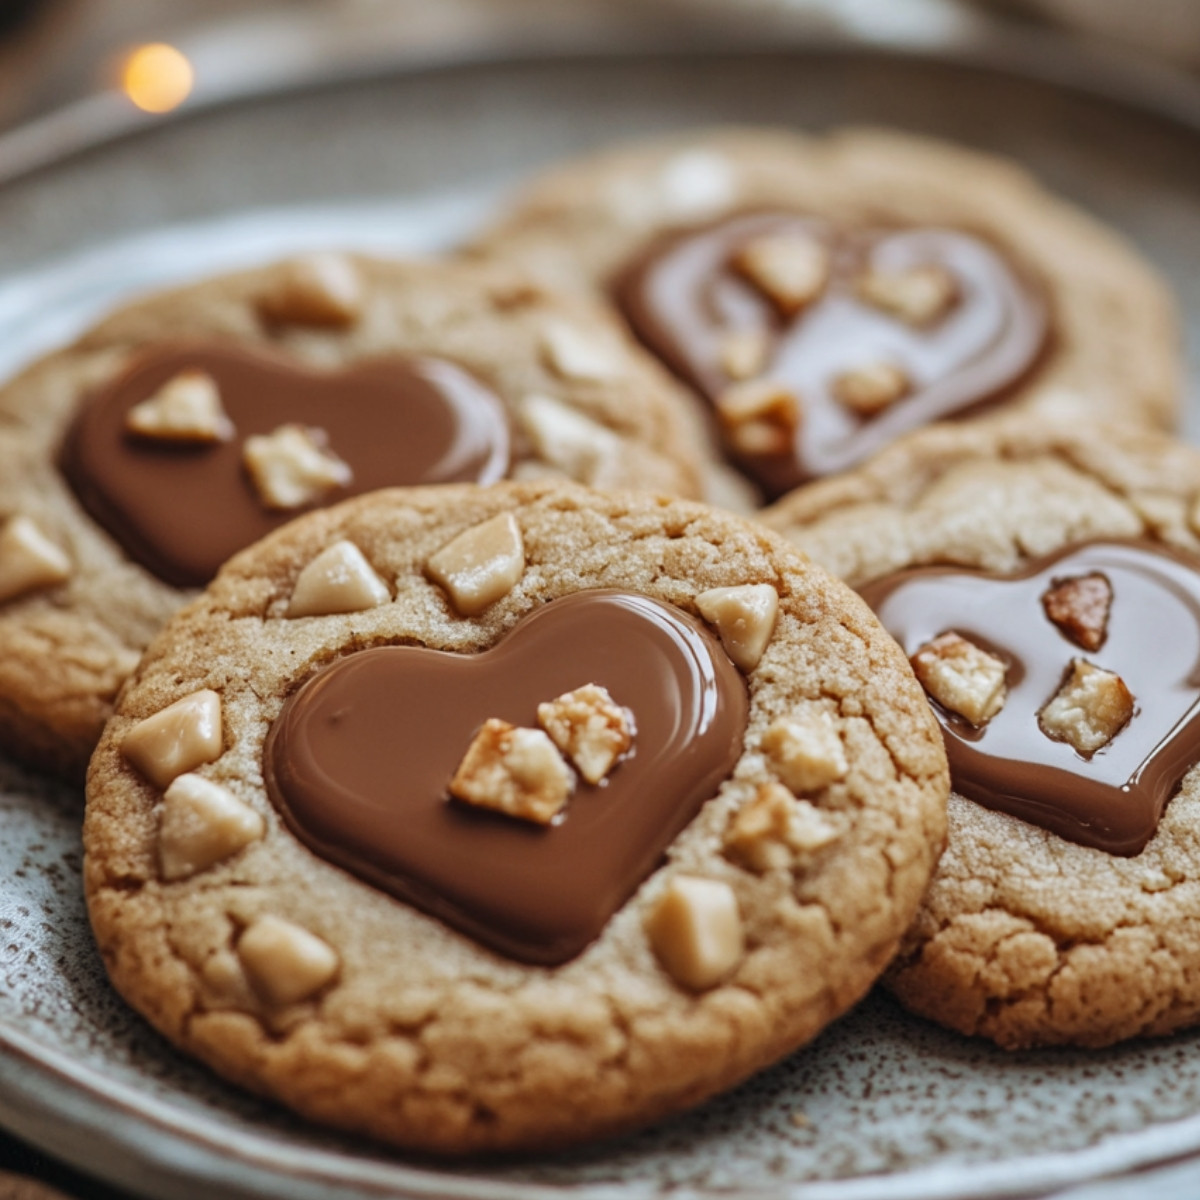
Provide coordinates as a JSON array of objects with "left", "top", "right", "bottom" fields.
[
  {"left": 0, "top": 515, "right": 71, "bottom": 604},
  {"left": 856, "top": 263, "right": 959, "bottom": 326},
  {"left": 1041, "top": 572, "right": 1112, "bottom": 651},
  {"left": 832, "top": 363, "right": 911, "bottom": 417},
  {"left": 243, "top": 424, "right": 352, "bottom": 511},
  {"left": 425, "top": 512, "right": 525, "bottom": 617},
  {"left": 715, "top": 380, "right": 800, "bottom": 458},
  {"left": 911, "top": 632, "right": 1008, "bottom": 727},
  {"left": 125, "top": 370, "right": 234, "bottom": 443},
  {"left": 732, "top": 232, "right": 831, "bottom": 314},
  {"left": 537, "top": 683, "right": 633, "bottom": 785},
  {"left": 1039, "top": 659, "right": 1134, "bottom": 756},
  {"left": 718, "top": 329, "right": 770, "bottom": 381}
]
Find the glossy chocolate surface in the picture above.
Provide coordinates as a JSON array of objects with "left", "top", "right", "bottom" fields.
[
  {"left": 860, "top": 541, "right": 1200, "bottom": 855},
  {"left": 264, "top": 590, "right": 748, "bottom": 965},
  {"left": 618, "top": 212, "right": 1048, "bottom": 495},
  {"left": 60, "top": 344, "right": 510, "bottom": 587}
]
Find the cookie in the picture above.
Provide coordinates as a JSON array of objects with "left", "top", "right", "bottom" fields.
[
  {"left": 470, "top": 126, "right": 1180, "bottom": 496},
  {"left": 83, "top": 481, "right": 947, "bottom": 1153},
  {"left": 0, "top": 252, "right": 711, "bottom": 777},
  {"left": 762, "top": 415, "right": 1200, "bottom": 1048}
]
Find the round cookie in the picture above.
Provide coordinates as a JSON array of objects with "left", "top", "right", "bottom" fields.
[
  {"left": 83, "top": 481, "right": 948, "bottom": 1154},
  {"left": 470, "top": 126, "right": 1180, "bottom": 495},
  {"left": 762, "top": 415, "right": 1200, "bottom": 1048},
  {"left": 0, "top": 252, "right": 711, "bottom": 777}
]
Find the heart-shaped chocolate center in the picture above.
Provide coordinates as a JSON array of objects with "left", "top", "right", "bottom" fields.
[
  {"left": 60, "top": 343, "right": 510, "bottom": 586},
  {"left": 264, "top": 590, "right": 748, "bottom": 965},
  {"left": 860, "top": 541, "right": 1200, "bottom": 855},
  {"left": 618, "top": 212, "right": 1048, "bottom": 495}
]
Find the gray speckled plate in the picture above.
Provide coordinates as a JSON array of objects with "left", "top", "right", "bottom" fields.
[{"left": 6, "top": 23, "right": 1200, "bottom": 1200}]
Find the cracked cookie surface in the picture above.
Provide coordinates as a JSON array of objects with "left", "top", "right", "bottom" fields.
[
  {"left": 83, "top": 481, "right": 947, "bottom": 1154},
  {"left": 762, "top": 415, "right": 1200, "bottom": 1048}
]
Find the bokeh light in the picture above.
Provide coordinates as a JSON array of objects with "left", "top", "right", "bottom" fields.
[{"left": 121, "top": 44, "right": 194, "bottom": 114}]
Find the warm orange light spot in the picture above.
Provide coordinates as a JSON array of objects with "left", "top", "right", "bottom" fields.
[{"left": 121, "top": 44, "right": 194, "bottom": 114}]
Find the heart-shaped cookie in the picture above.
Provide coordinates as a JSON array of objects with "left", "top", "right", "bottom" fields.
[
  {"left": 860, "top": 540, "right": 1200, "bottom": 855},
  {"left": 60, "top": 343, "right": 510, "bottom": 586},
  {"left": 264, "top": 589, "right": 748, "bottom": 965}
]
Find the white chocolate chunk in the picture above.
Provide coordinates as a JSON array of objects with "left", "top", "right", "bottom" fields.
[
  {"left": 256, "top": 253, "right": 365, "bottom": 328},
  {"left": 715, "top": 380, "right": 800, "bottom": 457},
  {"left": 723, "top": 781, "right": 841, "bottom": 872},
  {"left": 518, "top": 394, "right": 624, "bottom": 488},
  {"left": 719, "top": 329, "right": 770, "bottom": 381},
  {"left": 287, "top": 540, "right": 390, "bottom": 618},
  {"left": 449, "top": 719, "right": 574, "bottom": 825},
  {"left": 238, "top": 916, "right": 339, "bottom": 1007},
  {"left": 125, "top": 370, "right": 234, "bottom": 443},
  {"left": 0, "top": 515, "right": 71, "bottom": 604},
  {"left": 158, "top": 773, "right": 265, "bottom": 881},
  {"left": 645, "top": 875, "right": 744, "bottom": 991},
  {"left": 121, "top": 689, "right": 223, "bottom": 788},
  {"left": 537, "top": 684, "right": 634, "bottom": 785},
  {"left": 1039, "top": 659, "right": 1135, "bottom": 756},
  {"left": 541, "top": 321, "right": 623, "bottom": 382},
  {"left": 243, "top": 424, "right": 352, "bottom": 511},
  {"left": 426, "top": 512, "right": 525, "bottom": 617},
  {"left": 857, "top": 264, "right": 958, "bottom": 326},
  {"left": 762, "top": 709, "right": 847, "bottom": 794},
  {"left": 695, "top": 583, "right": 779, "bottom": 672},
  {"left": 733, "top": 233, "right": 830, "bottom": 314},
  {"left": 831, "top": 362, "right": 910, "bottom": 416},
  {"left": 911, "top": 632, "right": 1007, "bottom": 727}
]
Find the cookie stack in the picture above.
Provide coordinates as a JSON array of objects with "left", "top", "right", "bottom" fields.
[{"left": 3, "top": 126, "right": 1195, "bottom": 1155}]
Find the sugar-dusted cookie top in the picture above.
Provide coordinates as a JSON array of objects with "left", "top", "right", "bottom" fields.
[
  {"left": 0, "top": 252, "right": 709, "bottom": 776},
  {"left": 84, "top": 481, "right": 947, "bottom": 1153},
  {"left": 762, "top": 415, "right": 1200, "bottom": 1047},
  {"left": 471, "top": 127, "right": 1179, "bottom": 495}
]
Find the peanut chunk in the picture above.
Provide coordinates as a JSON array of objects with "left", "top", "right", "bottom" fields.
[
  {"left": 0, "top": 515, "right": 71, "bottom": 604},
  {"left": 238, "top": 916, "right": 339, "bottom": 1007},
  {"left": 122, "top": 689, "right": 223, "bottom": 788},
  {"left": 1039, "top": 659, "right": 1134, "bottom": 756},
  {"left": 858, "top": 264, "right": 958, "bottom": 326},
  {"left": 537, "top": 684, "right": 634, "bottom": 785},
  {"left": 158, "top": 773, "right": 265, "bottom": 881},
  {"left": 719, "top": 329, "right": 770, "bottom": 381},
  {"left": 125, "top": 370, "right": 234, "bottom": 443},
  {"left": 724, "top": 781, "right": 841, "bottom": 872},
  {"left": 733, "top": 233, "right": 830, "bottom": 314},
  {"left": 256, "top": 253, "right": 365, "bottom": 328},
  {"left": 762, "top": 709, "right": 847, "bottom": 793},
  {"left": 715, "top": 380, "right": 800, "bottom": 457},
  {"left": 287, "top": 540, "right": 390, "bottom": 618},
  {"left": 831, "top": 362, "right": 911, "bottom": 416},
  {"left": 695, "top": 583, "right": 779, "bottom": 672},
  {"left": 449, "top": 719, "right": 574, "bottom": 825},
  {"left": 1041, "top": 573, "right": 1112, "bottom": 652},
  {"left": 426, "top": 512, "right": 525, "bottom": 617},
  {"left": 243, "top": 424, "right": 352, "bottom": 511},
  {"left": 645, "top": 875, "right": 744, "bottom": 991},
  {"left": 911, "top": 632, "right": 1007, "bottom": 727},
  {"left": 541, "top": 320, "right": 623, "bottom": 382}
]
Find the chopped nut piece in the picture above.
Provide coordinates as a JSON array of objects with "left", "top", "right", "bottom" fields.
[
  {"left": 831, "top": 362, "right": 911, "bottom": 416},
  {"left": 762, "top": 710, "right": 848, "bottom": 794},
  {"left": 158, "top": 773, "right": 265, "bottom": 881},
  {"left": 723, "top": 781, "right": 841, "bottom": 872},
  {"left": 719, "top": 329, "right": 770, "bottom": 381},
  {"left": 715, "top": 380, "right": 800, "bottom": 457},
  {"left": 1039, "top": 659, "right": 1134, "bottom": 756},
  {"left": 125, "top": 370, "right": 234, "bottom": 443},
  {"left": 911, "top": 632, "right": 1007, "bottom": 727},
  {"left": 449, "top": 719, "right": 574, "bottom": 825},
  {"left": 287, "top": 540, "right": 390, "bottom": 618},
  {"left": 256, "top": 253, "right": 365, "bottom": 328},
  {"left": 0, "top": 515, "right": 70, "bottom": 604},
  {"left": 695, "top": 583, "right": 779, "bottom": 672},
  {"left": 1041, "top": 573, "right": 1112, "bottom": 652},
  {"left": 518, "top": 394, "right": 624, "bottom": 488},
  {"left": 537, "top": 684, "right": 634, "bottom": 785},
  {"left": 243, "top": 424, "right": 352, "bottom": 511},
  {"left": 645, "top": 875, "right": 744, "bottom": 991},
  {"left": 732, "top": 233, "right": 831, "bottom": 314},
  {"left": 858, "top": 264, "right": 958, "bottom": 326},
  {"left": 238, "top": 916, "right": 339, "bottom": 1007},
  {"left": 426, "top": 512, "right": 525, "bottom": 617},
  {"left": 541, "top": 321, "right": 623, "bottom": 382},
  {"left": 122, "top": 689, "right": 223, "bottom": 788}
]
